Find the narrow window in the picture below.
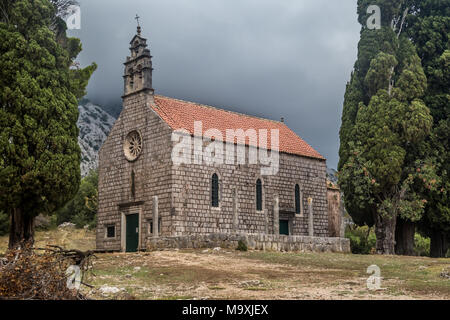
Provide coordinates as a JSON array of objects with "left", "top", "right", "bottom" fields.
[
  {"left": 256, "top": 179, "right": 263, "bottom": 211},
  {"left": 295, "top": 184, "right": 301, "bottom": 214},
  {"left": 211, "top": 173, "right": 219, "bottom": 207},
  {"left": 131, "top": 170, "right": 136, "bottom": 198},
  {"left": 106, "top": 226, "right": 115, "bottom": 238},
  {"left": 149, "top": 219, "right": 161, "bottom": 234}
]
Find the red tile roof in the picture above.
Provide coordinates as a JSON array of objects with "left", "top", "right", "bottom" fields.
[{"left": 151, "top": 95, "right": 325, "bottom": 160}]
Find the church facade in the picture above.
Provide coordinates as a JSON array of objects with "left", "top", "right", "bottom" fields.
[{"left": 96, "top": 27, "right": 349, "bottom": 253}]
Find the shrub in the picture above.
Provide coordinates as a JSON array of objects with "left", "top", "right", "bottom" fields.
[
  {"left": 236, "top": 240, "right": 248, "bottom": 251},
  {"left": 413, "top": 233, "right": 430, "bottom": 257},
  {"left": 345, "top": 225, "right": 376, "bottom": 254},
  {"left": 56, "top": 169, "right": 98, "bottom": 228},
  {"left": 72, "top": 211, "right": 97, "bottom": 230}
]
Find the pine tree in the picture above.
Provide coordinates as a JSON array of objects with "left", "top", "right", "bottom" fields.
[{"left": 0, "top": 0, "right": 96, "bottom": 248}]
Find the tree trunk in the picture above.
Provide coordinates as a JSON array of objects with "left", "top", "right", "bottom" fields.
[
  {"left": 395, "top": 218, "right": 415, "bottom": 256},
  {"left": 8, "top": 208, "right": 35, "bottom": 249},
  {"left": 374, "top": 212, "right": 397, "bottom": 255},
  {"left": 430, "top": 230, "right": 449, "bottom": 258}
]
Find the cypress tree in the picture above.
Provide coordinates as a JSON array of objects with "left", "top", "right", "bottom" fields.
[
  {"left": 0, "top": 0, "right": 96, "bottom": 248},
  {"left": 406, "top": 0, "right": 450, "bottom": 257},
  {"left": 339, "top": 0, "right": 435, "bottom": 254}
]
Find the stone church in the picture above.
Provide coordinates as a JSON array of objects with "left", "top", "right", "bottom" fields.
[{"left": 96, "top": 26, "right": 349, "bottom": 253}]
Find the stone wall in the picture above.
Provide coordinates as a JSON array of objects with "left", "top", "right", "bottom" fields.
[
  {"left": 96, "top": 92, "right": 174, "bottom": 251},
  {"left": 147, "top": 233, "right": 350, "bottom": 253},
  {"left": 170, "top": 141, "right": 329, "bottom": 238},
  {"left": 327, "top": 185, "right": 342, "bottom": 237}
]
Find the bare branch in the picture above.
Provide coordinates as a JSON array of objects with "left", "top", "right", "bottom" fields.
[
  {"left": 397, "top": 8, "right": 409, "bottom": 38},
  {"left": 1, "top": 244, "right": 95, "bottom": 300}
]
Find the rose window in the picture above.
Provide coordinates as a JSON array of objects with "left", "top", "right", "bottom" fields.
[{"left": 124, "top": 130, "right": 143, "bottom": 161}]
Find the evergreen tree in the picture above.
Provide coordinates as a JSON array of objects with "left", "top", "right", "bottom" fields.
[
  {"left": 339, "top": 0, "right": 435, "bottom": 254},
  {"left": 406, "top": 0, "right": 450, "bottom": 257},
  {"left": 56, "top": 169, "right": 98, "bottom": 229},
  {"left": 0, "top": 0, "right": 96, "bottom": 248}
]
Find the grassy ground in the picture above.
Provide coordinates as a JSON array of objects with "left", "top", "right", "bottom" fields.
[
  {"left": 1, "top": 229, "right": 449, "bottom": 300},
  {"left": 0, "top": 227, "right": 96, "bottom": 254}
]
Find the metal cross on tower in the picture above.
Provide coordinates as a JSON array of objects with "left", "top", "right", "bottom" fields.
[
  {"left": 135, "top": 14, "right": 141, "bottom": 35},
  {"left": 135, "top": 14, "right": 140, "bottom": 27}
]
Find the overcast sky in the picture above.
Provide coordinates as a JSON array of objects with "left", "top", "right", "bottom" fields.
[{"left": 69, "top": 0, "right": 361, "bottom": 169}]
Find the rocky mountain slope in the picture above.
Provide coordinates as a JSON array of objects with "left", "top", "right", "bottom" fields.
[
  {"left": 77, "top": 100, "right": 116, "bottom": 177},
  {"left": 326, "top": 168, "right": 338, "bottom": 184}
]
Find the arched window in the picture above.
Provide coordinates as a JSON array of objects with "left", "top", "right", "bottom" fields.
[
  {"left": 211, "top": 173, "right": 219, "bottom": 207},
  {"left": 295, "top": 184, "right": 301, "bottom": 214},
  {"left": 256, "top": 179, "right": 263, "bottom": 211}
]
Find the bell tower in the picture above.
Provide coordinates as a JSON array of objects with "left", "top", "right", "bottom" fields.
[{"left": 123, "top": 15, "right": 154, "bottom": 97}]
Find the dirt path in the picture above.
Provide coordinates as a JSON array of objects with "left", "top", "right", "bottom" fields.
[
  {"left": 85, "top": 249, "right": 450, "bottom": 300},
  {"left": 2, "top": 229, "right": 447, "bottom": 300}
]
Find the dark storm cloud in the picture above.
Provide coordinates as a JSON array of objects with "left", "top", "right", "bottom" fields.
[{"left": 70, "top": 0, "right": 360, "bottom": 169}]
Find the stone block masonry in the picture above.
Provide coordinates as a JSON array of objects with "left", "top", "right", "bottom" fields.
[
  {"left": 96, "top": 92, "right": 174, "bottom": 252},
  {"left": 170, "top": 149, "right": 329, "bottom": 238},
  {"left": 147, "top": 233, "right": 351, "bottom": 253}
]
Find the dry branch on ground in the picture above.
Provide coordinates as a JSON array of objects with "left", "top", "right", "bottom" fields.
[{"left": 0, "top": 243, "right": 95, "bottom": 300}]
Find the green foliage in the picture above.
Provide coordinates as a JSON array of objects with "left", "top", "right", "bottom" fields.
[
  {"left": 338, "top": 0, "right": 443, "bottom": 254},
  {"left": 49, "top": 214, "right": 59, "bottom": 230},
  {"left": 413, "top": 233, "right": 430, "bottom": 256},
  {"left": 0, "top": 0, "right": 96, "bottom": 244},
  {"left": 338, "top": 5, "right": 406, "bottom": 229},
  {"left": 236, "top": 240, "right": 248, "bottom": 252},
  {"left": 56, "top": 169, "right": 98, "bottom": 229},
  {"left": 345, "top": 225, "right": 376, "bottom": 254},
  {"left": 364, "top": 52, "right": 397, "bottom": 97},
  {"left": 0, "top": 211, "right": 9, "bottom": 236},
  {"left": 406, "top": 0, "right": 450, "bottom": 249}
]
